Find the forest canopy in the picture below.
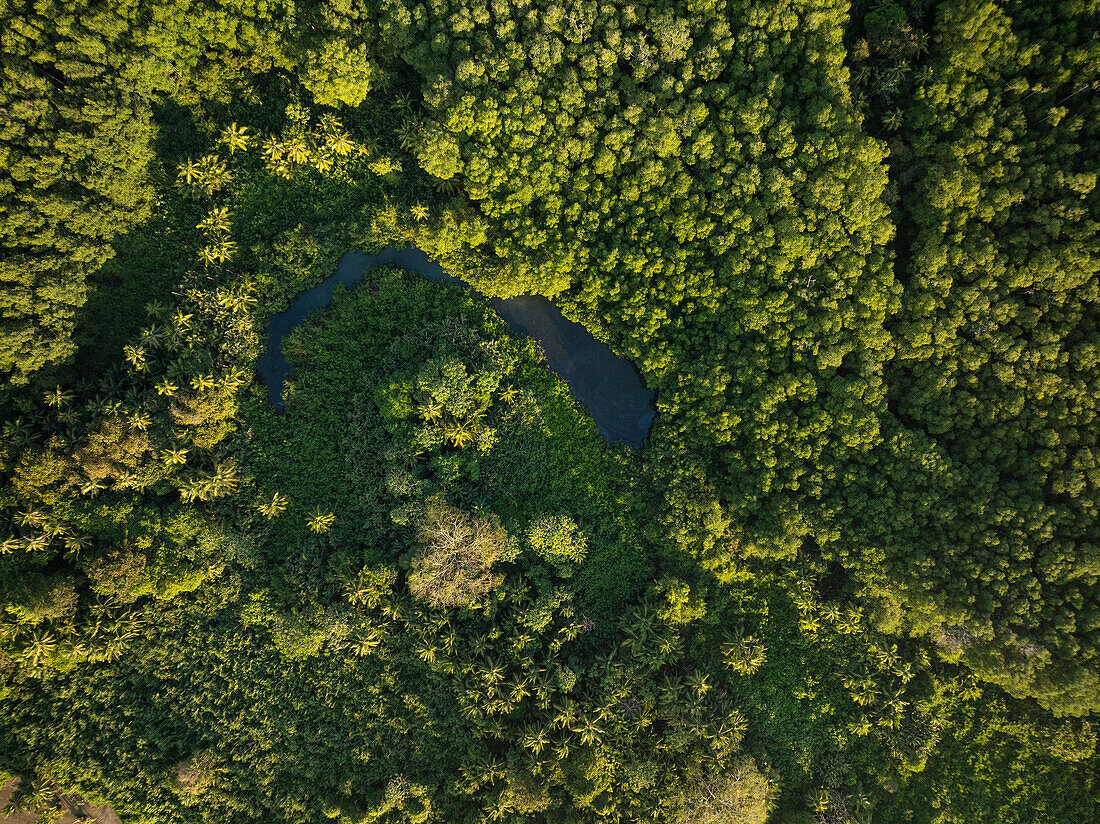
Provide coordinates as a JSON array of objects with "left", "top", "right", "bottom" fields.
[{"left": 0, "top": 0, "right": 1097, "bottom": 822}]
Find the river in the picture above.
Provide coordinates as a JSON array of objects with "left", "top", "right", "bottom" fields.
[{"left": 256, "top": 246, "right": 655, "bottom": 448}]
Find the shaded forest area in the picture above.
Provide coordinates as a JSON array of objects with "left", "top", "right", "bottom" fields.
[{"left": 1, "top": 0, "right": 1097, "bottom": 822}]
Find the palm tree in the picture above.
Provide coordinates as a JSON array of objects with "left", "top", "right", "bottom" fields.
[
  {"left": 443, "top": 418, "right": 477, "bottom": 448},
  {"left": 261, "top": 136, "right": 284, "bottom": 163},
  {"left": 312, "top": 150, "right": 335, "bottom": 174},
  {"left": 197, "top": 206, "right": 232, "bottom": 235},
  {"left": 79, "top": 478, "right": 107, "bottom": 496},
  {"left": 175, "top": 480, "right": 206, "bottom": 503},
  {"left": 19, "top": 629, "right": 58, "bottom": 669},
  {"left": 479, "top": 657, "right": 506, "bottom": 686},
  {"left": 417, "top": 399, "right": 443, "bottom": 423},
  {"left": 499, "top": 384, "right": 519, "bottom": 404},
  {"left": 507, "top": 676, "right": 531, "bottom": 703},
  {"left": 571, "top": 715, "right": 606, "bottom": 746},
  {"left": 218, "top": 121, "right": 252, "bottom": 154},
  {"left": 255, "top": 492, "right": 287, "bottom": 520},
  {"left": 196, "top": 244, "right": 215, "bottom": 267},
  {"left": 177, "top": 158, "right": 200, "bottom": 185},
  {"left": 44, "top": 386, "right": 73, "bottom": 408},
  {"left": 218, "top": 289, "right": 256, "bottom": 314},
  {"left": 895, "top": 661, "right": 915, "bottom": 684},
  {"left": 809, "top": 788, "right": 831, "bottom": 817},
  {"left": 4, "top": 418, "right": 35, "bottom": 448},
  {"left": 224, "top": 366, "right": 248, "bottom": 389},
  {"left": 623, "top": 601, "right": 660, "bottom": 649},
  {"left": 175, "top": 158, "right": 202, "bottom": 197},
  {"left": 213, "top": 238, "right": 237, "bottom": 263},
  {"left": 530, "top": 671, "right": 555, "bottom": 708},
  {"left": 63, "top": 531, "right": 92, "bottom": 556},
  {"left": 327, "top": 131, "right": 357, "bottom": 157},
  {"left": 172, "top": 309, "right": 194, "bottom": 330},
  {"left": 433, "top": 175, "right": 462, "bottom": 196},
  {"left": 551, "top": 698, "right": 577, "bottom": 730},
  {"left": 722, "top": 633, "right": 767, "bottom": 675},
  {"left": 410, "top": 203, "right": 429, "bottom": 221},
  {"left": 850, "top": 679, "right": 879, "bottom": 707},
  {"left": 837, "top": 608, "right": 863, "bottom": 635},
  {"left": 875, "top": 644, "right": 901, "bottom": 671},
  {"left": 552, "top": 734, "right": 573, "bottom": 761},
  {"left": 521, "top": 725, "right": 548, "bottom": 755},
  {"left": 188, "top": 374, "right": 214, "bottom": 392},
  {"left": 285, "top": 137, "right": 311, "bottom": 165},
  {"left": 201, "top": 238, "right": 236, "bottom": 266},
  {"left": 210, "top": 461, "right": 241, "bottom": 497},
  {"left": 798, "top": 613, "right": 822, "bottom": 636},
  {"left": 140, "top": 324, "right": 166, "bottom": 348},
  {"left": 17, "top": 509, "right": 45, "bottom": 528},
  {"left": 99, "top": 634, "right": 128, "bottom": 663},
  {"left": 156, "top": 380, "right": 179, "bottom": 397},
  {"left": 197, "top": 154, "right": 232, "bottom": 196},
  {"left": 145, "top": 299, "right": 169, "bottom": 319},
  {"left": 354, "top": 633, "right": 382, "bottom": 657},
  {"left": 687, "top": 670, "right": 712, "bottom": 698},
  {"left": 162, "top": 447, "right": 188, "bottom": 467},
  {"left": 123, "top": 344, "right": 148, "bottom": 371},
  {"left": 127, "top": 410, "right": 151, "bottom": 432},
  {"left": 24, "top": 533, "right": 50, "bottom": 553},
  {"left": 883, "top": 688, "right": 909, "bottom": 718},
  {"left": 307, "top": 510, "right": 336, "bottom": 534},
  {"left": 849, "top": 715, "right": 874, "bottom": 737},
  {"left": 398, "top": 120, "right": 423, "bottom": 153},
  {"left": 657, "top": 673, "right": 685, "bottom": 711}
]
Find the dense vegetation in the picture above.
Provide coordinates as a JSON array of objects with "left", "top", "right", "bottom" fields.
[{"left": 1, "top": 0, "right": 1096, "bottom": 822}]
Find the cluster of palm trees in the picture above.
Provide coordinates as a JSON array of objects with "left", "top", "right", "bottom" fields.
[
  {"left": 414, "top": 397, "right": 492, "bottom": 450},
  {"left": 1, "top": 510, "right": 92, "bottom": 559},
  {"left": 786, "top": 579, "right": 937, "bottom": 745},
  {"left": 177, "top": 459, "right": 242, "bottom": 503},
  {"left": 0, "top": 775, "right": 88, "bottom": 823},
  {"left": 0, "top": 117, "right": 289, "bottom": 688},
  {"left": 197, "top": 205, "right": 236, "bottom": 267},
  {"left": 341, "top": 570, "right": 752, "bottom": 819},
  {"left": 2, "top": 597, "right": 145, "bottom": 675},
  {"left": 722, "top": 630, "right": 768, "bottom": 675},
  {"left": 257, "top": 112, "right": 363, "bottom": 179},
  {"left": 175, "top": 154, "right": 233, "bottom": 200}
]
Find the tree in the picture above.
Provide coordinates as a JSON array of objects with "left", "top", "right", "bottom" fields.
[
  {"left": 670, "top": 759, "right": 775, "bottom": 824},
  {"left": 306, "top": 510, "right": 335, "bottom": 534},
  {"left": 408, "top": 500, "right": 505, "bottom": 609},
  {"left": 302, "top": 38, "right": 374, "bottom": 108}
]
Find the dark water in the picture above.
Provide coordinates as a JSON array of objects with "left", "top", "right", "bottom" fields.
[{"left": 256, "top": 247, "right": 656, "bottom": 448}]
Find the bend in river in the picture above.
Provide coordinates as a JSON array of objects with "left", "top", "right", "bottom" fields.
[{"left": 256, "top": 247, "right": 656, "bottom": 448}]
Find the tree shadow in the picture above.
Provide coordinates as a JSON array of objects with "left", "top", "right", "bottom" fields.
[{"left": 71, "top": 102, "right": 207, "bottom": 373}]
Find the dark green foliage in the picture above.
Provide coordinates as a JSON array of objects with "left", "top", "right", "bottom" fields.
[
  {"left": 1, "top": 0, "right": 1098, "bottom": 822},
  {"left": 0, "top": 1, "right": 156, "bottom": 382},
  {"left": 839, "top": 0, "right": 1100, "bottom": 714},
  {"left": 878, "top": 686, "right": 1099, "bottom": 823}
]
